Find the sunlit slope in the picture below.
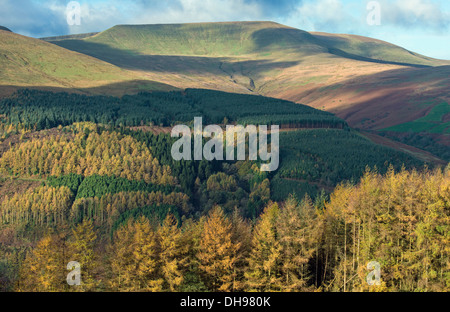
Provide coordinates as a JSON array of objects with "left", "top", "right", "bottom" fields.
[
  {"left": 67, "top": 22, "right": 327, "bottom": 57},
  {"left": 48, "top": 21, "right": 448, "bottom": 66},
  {"left": 0, "top": 29, "right": 176, "bottom": 95},
  {"left": 311, "top": 32, "right": 450, "bottom": 67}
]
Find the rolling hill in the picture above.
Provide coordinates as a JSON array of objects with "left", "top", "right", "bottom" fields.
[
  {"left": 1, "top": 21, "right": 448, "bottom": 158},
  {"left": 43, "top": 21, "right": 450, "bottom": 158},
  {"left": 46, "top": 22, "right": 447, "bottom": 65},
  {"left": 0, "top": 28, "right": 177, "bottom": 97},
  {"left": 44, "top": 22, "right": 449, "bottom": 97}
]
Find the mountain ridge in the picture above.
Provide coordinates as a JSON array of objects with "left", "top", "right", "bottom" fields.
[{"left": 45, "top": 21, "right": 449, "bottom": 65}]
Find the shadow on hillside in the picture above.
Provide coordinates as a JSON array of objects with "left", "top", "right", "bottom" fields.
[
  {"left": 326, "top": 47, "right": 431, "bottom": 68},
  {"left": 250, "top": 27, "right": 328, "bottom": 54},
  {"left": 47, "top": 39, "right": 300, "bottom": 79},
  {"left": 0, "top": 79, "right": 182, "bottom": 99}
]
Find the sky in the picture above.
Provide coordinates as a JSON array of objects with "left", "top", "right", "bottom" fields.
[{"left": 1, "top": 0, "right": 449, "bottom": 59}]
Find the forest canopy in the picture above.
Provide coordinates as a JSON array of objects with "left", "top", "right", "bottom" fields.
[{"left": 0, "top": 88, "right": 446, "bottom": 293}]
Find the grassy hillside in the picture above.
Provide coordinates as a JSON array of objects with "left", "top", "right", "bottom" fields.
[
  {"left": 53, "top": 22, "right": 326, "bottom": 57},
  {"left": 382, "top": 102, "right": 450, "bottom": 134},
  {"left": 40, "top": 32, "right": 99, "bottom": 41},
  {"left": 47, "top": 22, "right": 329, "bottom": 95},
  {"left": 0, "top": 29, "right": 176, "bottom": 96},
  {"left": 48, "top": 21, "right": 447, "bottom": 66},
  {"left": 311, "top": 32, "right": 449, "bottom": 67}
]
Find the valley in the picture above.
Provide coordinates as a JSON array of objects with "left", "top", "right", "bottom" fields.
[
  {"left": 39, "top": 22, "right": 450, "bottom": 157},
  {"left": 0, "top": 20, "right": 448, "bottom": 293}
]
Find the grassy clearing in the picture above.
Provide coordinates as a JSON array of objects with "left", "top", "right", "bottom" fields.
[
  {"left": 382, "top": 102, "right": 450, "bottom": 134},
  {"left": 416, "top": 102, "right": 450, "bottom": 122}
]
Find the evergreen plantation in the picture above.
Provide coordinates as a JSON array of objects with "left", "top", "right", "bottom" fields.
[
  {"left": 0, "top": 88, "right": 346, "bottom": 129},
  {"left": 0, "top": 88, "right": 448, "bottom": 292}
]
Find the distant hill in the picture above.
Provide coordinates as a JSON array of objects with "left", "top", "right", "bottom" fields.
[
  {"left": 47, "top": 22, "right": 447, "bottom": 66},
  {"left": 43, "top": 21, "right": 445, "bottom": 97}
]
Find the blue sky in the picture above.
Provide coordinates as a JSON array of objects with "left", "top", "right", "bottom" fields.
[{"left": 1, "top": 0, "right": 449, "bottom": 59}]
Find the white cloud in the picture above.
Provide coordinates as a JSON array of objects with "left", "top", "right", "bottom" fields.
[
  {"left": 36, "top": 0, "right": 269, "bottom": 35},
  {"left": 381, "top": 0, "right": 450, "bottom": 31},
  {"left": 282, "top": 0, "right": 359, "bottom": 33},
  {"left": 132, "top": 0, "right": 264, "bottom": 24},
  {"left": 0, "top": 0, "right": 68, "bottom": 37}
]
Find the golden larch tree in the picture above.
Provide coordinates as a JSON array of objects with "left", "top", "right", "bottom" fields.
[{"left": 197, "top": 206, "right": 240, "bottom": 291}]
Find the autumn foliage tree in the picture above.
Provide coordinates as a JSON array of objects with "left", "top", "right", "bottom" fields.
[
  {"left": 17, "top": 232, "right": 69, "bottom": 292},
  {"left": 0, "top": 128, "right": 175, "bottom": 185},
  {"left": 245, "top": 202, "right": 282, "bottom": 291},
  {"left": 277, "top": 195, "right": 319, "bottom": 291},
  {"left": 197, "top": 206, "right": 240, "bottom": 291},
  {"left": 109, "top": 216, "right": 163, "bottom": 291},
  {"left": 158, "top": 214, "right": 188, "bottom": 291},
  {"left": 320, "top": 167, "right": 450, "bottom": 292},
  {"left": 68, "top": 219, "right": 99, "bottom": 291}
]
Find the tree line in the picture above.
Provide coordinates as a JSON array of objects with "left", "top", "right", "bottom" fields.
[{"left": 0, "top": 88, "right": 345, "bottom": 129}]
